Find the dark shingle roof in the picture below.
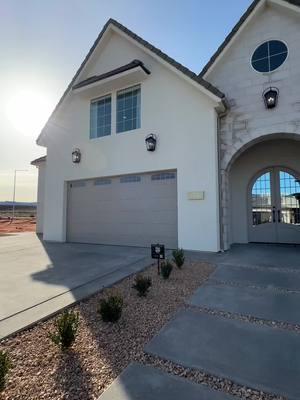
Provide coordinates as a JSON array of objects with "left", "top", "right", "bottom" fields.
[
  {"left": 73, "top": 59, "right": 150, "bottom": 90},
  {"left": 38, "top": 18, "right": 225, "bottom": 142},
  {"left": 107, "top": 19, "right": 224, "bottom": 99},
  {"left": 31, "top": 155, "right": 46, "bottom": 165},
  {"left": 199, "top": 0, "right": 300, "bottom": 77}
]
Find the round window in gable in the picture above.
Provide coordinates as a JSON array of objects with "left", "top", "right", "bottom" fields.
[{"left": 251, "top": 40, "right": 288, "bottom": 73}]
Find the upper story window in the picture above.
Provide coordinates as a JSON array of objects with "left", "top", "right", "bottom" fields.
[
  {"left": 116, "top": 85, "right": 141, "bottom": 133},
  {"left": 251, "top": 40, "right": 288, "bottom": 73},
  {"left": 90, "top": 94, "right": 111, "bottom": 138}
]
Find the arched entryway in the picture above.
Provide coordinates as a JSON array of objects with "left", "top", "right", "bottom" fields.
[
  {"left": 249, "top": 167, "right": 300, "bottom": 243},
  {"left": 226, "top": 136, "right": 300, "bottom": 247}
]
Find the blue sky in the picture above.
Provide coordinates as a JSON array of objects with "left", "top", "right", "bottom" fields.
[{"left": 0, "top": 0, "right": 252, "bottom": 201}]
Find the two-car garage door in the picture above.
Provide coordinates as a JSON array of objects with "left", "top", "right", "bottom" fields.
[{"left": 67, "top": 170, "right": 178, "bottom": 248}]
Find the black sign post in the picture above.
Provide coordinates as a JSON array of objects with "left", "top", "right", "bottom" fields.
[{"left": 151, "top": 244, "right": 165, "bottom": 275}]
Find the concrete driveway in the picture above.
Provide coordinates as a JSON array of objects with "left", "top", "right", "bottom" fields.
[{"left": 0, "top": 233, "right": 150, "bottom": 339}]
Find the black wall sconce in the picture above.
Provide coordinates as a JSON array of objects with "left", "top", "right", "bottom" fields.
[
  {"left": 145, "top": 134, "right": 157, "bottom": 152},
  {"left": 263, "top": 87, "right": 279, "bottom": 109},
  {"left": 72, "top": 148, "right": 81, "bottom": 163}
]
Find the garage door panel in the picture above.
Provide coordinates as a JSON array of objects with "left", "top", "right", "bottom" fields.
[
  {"left": 116, "top": 210, "right": 176, "bottom": 225},
  {"left": 92, "top": 190, "right": 114, "bottom": 201},
  {"left": 143, "top": 200, "right": 177, "bottom": 212},
  {"left": 67, "top": 171, "right": 178, "bottom": 248}
]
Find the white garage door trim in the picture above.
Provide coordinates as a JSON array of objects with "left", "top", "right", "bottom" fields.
[{"left": 66, "top": 170, "right": 178, "bottom": 248}]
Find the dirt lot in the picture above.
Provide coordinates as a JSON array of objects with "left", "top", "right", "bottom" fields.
[{"left": 0, "top": 218, "right": 36, "bottom": 234}]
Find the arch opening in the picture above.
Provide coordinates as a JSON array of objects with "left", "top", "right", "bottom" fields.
[{"left": 222, "top": 136, "right": 300, "bottom": 248}]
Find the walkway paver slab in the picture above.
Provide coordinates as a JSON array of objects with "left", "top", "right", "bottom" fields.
[
  {"left": 210, "top": 264, "right": 300, "bottom": 291},
  {"left": 145, "top": 309, "right": 300, "bottom": 400},
  {"left": 99, "top": 363, "right": 233, "bottom": 400},
  {"left": 189, "top": 283, "right": 300, "bottom": 325},
  {"left": 187, "top": 243, "right": 300, "bottom": 270}
]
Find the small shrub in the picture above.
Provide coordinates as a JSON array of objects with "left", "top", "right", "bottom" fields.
[
  {"left": 132, "top": 275, "right": 152, "bottom": 297},
  {"left": 172, "top": 248, "right": 185, "bottom": 269},
  {"left": 99, "top": 293, "right": 123, "bottom": 322},
  {"left": 50, "top": 310, "right": 79, "bottom": 350},
  {"left": 161, "top": 260, "right": 173, "bottom": 279},
  {"left": 0, "top": 351, "right": 11, "bottom": 391}
]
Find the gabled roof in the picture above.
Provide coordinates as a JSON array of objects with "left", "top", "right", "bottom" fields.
[
  {"left": 38, "top": 19, "right": 225, "bottom": 145},
  {"left": 73, "top": 59, "right": 150, "bottom": 90},
  {"left": 31, "top": 155, "right": 46, "bottom": 165},
  {"left": 107, "top": 19, "right": 224, "bottom": 99},
  {"left": 199, "top": 0, "right": 300, "bottom": 77}
]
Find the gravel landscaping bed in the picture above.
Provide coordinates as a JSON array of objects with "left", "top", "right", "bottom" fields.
[{"left": 0, "top": 261, "right": 213, "bottom": 400}]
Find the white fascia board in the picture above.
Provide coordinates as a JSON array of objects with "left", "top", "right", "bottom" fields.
[
  {"left": 203, "top": 0, "right": 266, "bottom": 79},
  {"left": 110, "top": 25, "right": 223, "bottom": 106},
  {"left": 269, "top": 0, "right": 300, "bottom": 13},
  {"left": 72, "top": 66, "right": 148, "bottom": 94}
]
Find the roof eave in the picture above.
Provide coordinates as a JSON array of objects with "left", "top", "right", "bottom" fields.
[
  {"left": 31, "top": 156, "right": 47, "bottom": 166},
  {"left": 109, "top": 23, "right": 224, "bottom": 102},
  {"left": 37, "top": 18, "right": 226, "bottom": 146},
  {"left": 200, "top": 0, "right": 300, "bottom": 79},
  {"left": 200, "top": 0, "right": 264, "bottom": 78},
  {"left": 72, "top": 60, "right": 150, "bottom": 90}
]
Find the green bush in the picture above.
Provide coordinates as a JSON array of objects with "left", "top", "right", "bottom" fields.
[
  {"left": 50, "top": 310, "right": 79, "bottom": 350},
  {"left": 132, "top": 275, "right": 152, "bottom": 297},
  {"left": 0, "top": 351, "right": 11, "bottom": 391},
  {"left": 172, "top": 248, "right": 185, "bottom": 269},
  {"left": 99, "top": 294, "right": 123, "bottom": 322},
  {"left": 161, "top": 260, "right": 173, "bottom": 279}
]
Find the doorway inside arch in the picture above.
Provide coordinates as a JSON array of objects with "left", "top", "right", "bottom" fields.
[{"left": 249, "top": 167, "right": 300, "bottom": 243}]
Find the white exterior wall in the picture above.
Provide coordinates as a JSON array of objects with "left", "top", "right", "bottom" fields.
[
  {"left": 42, "top": 32, "right": 220, "bottom": 251},
  {"left": 205, "top": 2, "right": 300, "bottom": 247},
  {"left": 36, "top": 162, "right": 46, "bottom": 234}
]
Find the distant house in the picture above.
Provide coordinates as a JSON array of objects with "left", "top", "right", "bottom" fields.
[{"left": 31, "top": 0, "right": 300, "bottom": 251}]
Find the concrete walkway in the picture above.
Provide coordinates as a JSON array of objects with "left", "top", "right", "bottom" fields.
[
  {"left": 0, "top": 233, "right": 150, "bottom": 339},
  {"left": 210, "top": 263, "right": 300, "bottom": 290},
  {"left": 146, "top": 309, "right": 300, "bottom": 400},
  {"left": 100, "top": 363, "right": 234, "bottom": 400},
  {"left": 189, "top": 281, "right": 300, "bottom": 325},
  {"left": 187, "top": 242, "right": 300, "bottom": 270},
  {"left": 98, "top": 244, "right": 300, "bottom": 400},
  {"left": 143, "top": 245, "right": 300, "bottom": 400}
]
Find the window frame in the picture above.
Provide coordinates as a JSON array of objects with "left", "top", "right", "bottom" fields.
[
  {"left": 116, "top": 84, "right": 141, "bottom": 134},
  {"left": 89, "top": 93, "right": 112, "bottom": 139},
  {"left": 250, "top": 39, "right": 289, "bottom": 74}
]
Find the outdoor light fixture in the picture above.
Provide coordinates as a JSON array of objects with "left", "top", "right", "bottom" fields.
[
  {"left": 145, "top": 134, "right": 157, "bottom": 152},
  {"left": 263, "top": 87, "right": 279, "bottom": 109},
  {"left": 72, "top": 148, "right": 81, "bottom": 163}
]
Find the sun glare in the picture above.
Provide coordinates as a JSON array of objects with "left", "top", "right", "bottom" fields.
[{"left": 6, "top": 87, "right": 54, "bottom": 137}]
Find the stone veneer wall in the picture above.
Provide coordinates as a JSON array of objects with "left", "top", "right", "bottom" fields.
[{"left": 205, "top": 3, "right": 300, "bottom": 248}]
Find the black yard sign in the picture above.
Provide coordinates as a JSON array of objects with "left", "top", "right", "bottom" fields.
[{"left": 151, "top": 243, "right": 165, "bottom": 275}]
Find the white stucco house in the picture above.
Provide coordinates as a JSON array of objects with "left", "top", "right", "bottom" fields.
[{"left": 32, "top": 0, "right": 300, "bottom": 252}]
